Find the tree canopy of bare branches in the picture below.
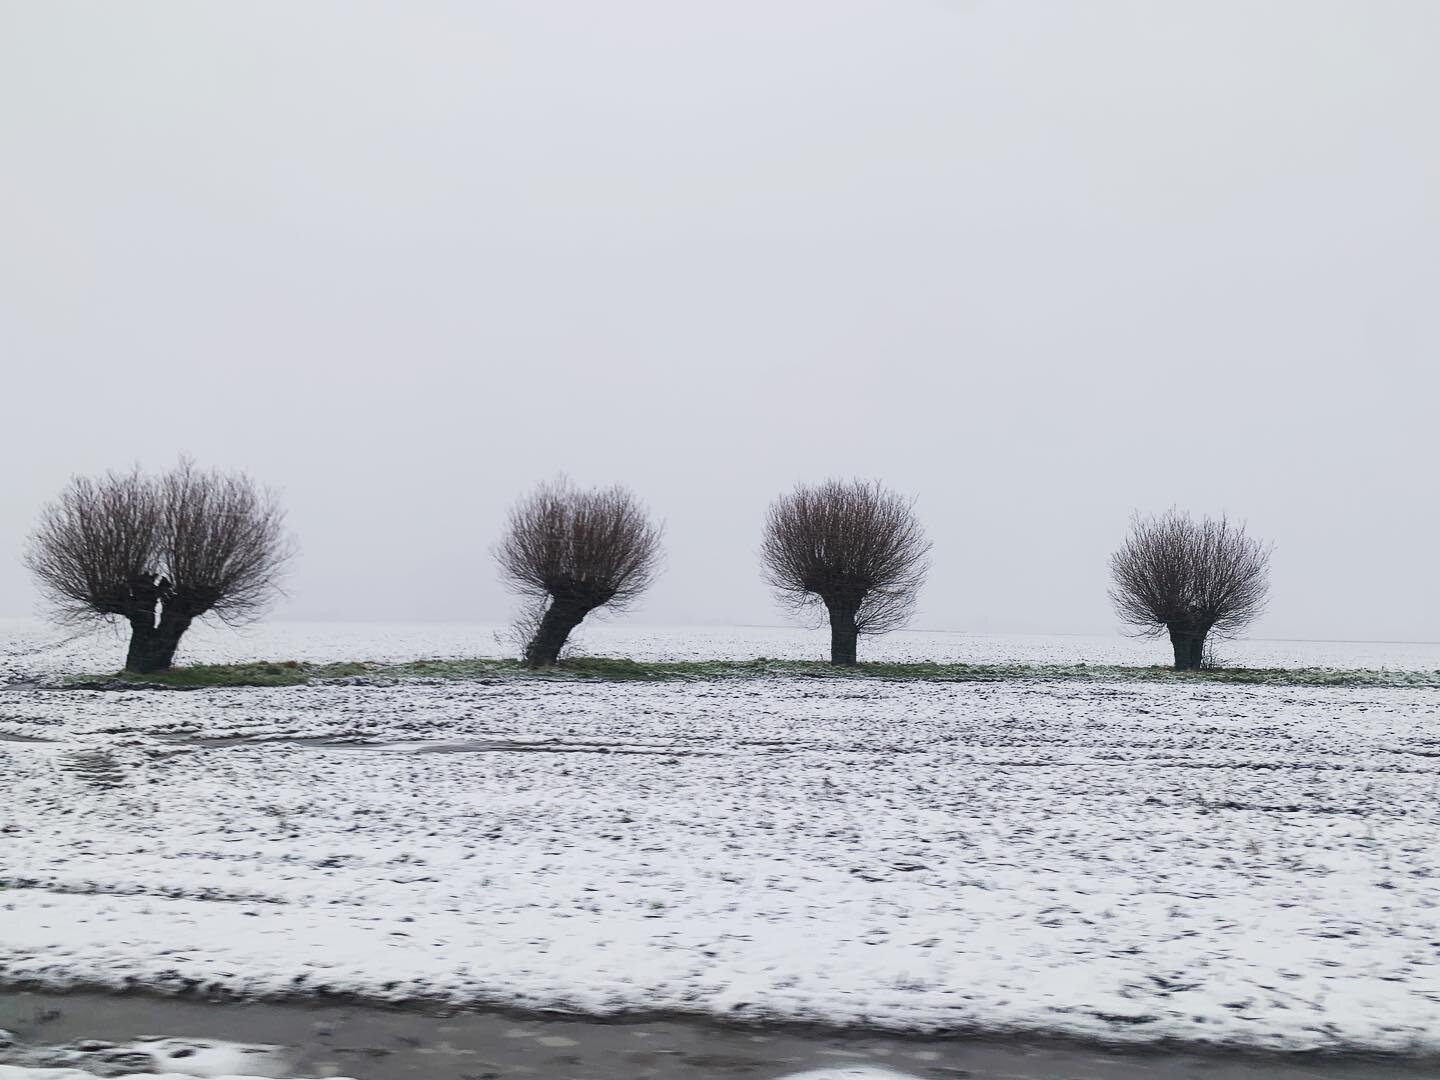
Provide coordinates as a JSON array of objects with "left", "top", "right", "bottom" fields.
[
  {"left": 1108, "top": 509, "right": 1271, "bottom": 670},
  {"left": 761, "top": 479, "right": 930, "bottom": 665},
  {"left": 495, "top": 479, "right": 663, "bottom": 668},
  {"left": 25, "top": 460, "right": 291, "bottom": 674}
]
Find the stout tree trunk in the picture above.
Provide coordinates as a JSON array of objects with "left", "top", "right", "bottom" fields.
[
  {"left": 1168, "top": 625, "right": 1207, "bottom": 671},
  {"left": 525, "top": 600, "right": 588, "bottom": 668},
  {"left": 827, "top": 599, "right": 860, "bottom": 666},
  {"left": 124, "top": 608, "right": 193, "bottom": 674}
]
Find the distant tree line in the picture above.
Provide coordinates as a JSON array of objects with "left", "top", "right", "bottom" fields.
[{"left": 24, "top": 461, "right": 1272, "bottom": 675}]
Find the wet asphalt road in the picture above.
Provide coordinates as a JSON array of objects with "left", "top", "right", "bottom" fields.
[{"left": 1, "top": 991, "right": 1437, "bottom": 1080}]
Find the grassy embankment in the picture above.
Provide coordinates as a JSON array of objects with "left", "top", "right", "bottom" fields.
[{"left": 60, "top": 656, "right": 1440, "bottom": 689}]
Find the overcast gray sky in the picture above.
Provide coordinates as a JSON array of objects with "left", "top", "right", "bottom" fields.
[{"left": 2, "top": 1, "right": 1436, "bottom": 641}]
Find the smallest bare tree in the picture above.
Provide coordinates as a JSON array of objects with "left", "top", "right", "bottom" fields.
[
  {"left": 761, "top": 479, "right": 930, "bottom": 666},
  {"left": 495, "top": 479, "right": 663, "bottom": 668},
  {"left": 25, "top": 460, "right": 290, "bottom": 673},
  {"left": 1108, "top": 509, "right": 1271, "bottom": 671}
]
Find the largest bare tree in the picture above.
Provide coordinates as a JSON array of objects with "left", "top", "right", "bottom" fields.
[
  {"left": 496, "top": 479, "right": 663, "bottom": 668},
  {"left": 26, "top": 461, "right": 291, "bottom": 674},
  {"left": 1108, "top": 509, "right": 1271, "bottom": 670},
  {"left": 761, "top": 479, "right": 930, "bottom": 665}
]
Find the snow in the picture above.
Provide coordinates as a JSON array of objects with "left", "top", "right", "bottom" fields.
[
  {"left": 0, "top": 1073, "right": 919, "bottom": 1080},
  {"left": 0, "top": 1037, "right": 332, "bottom": 1080},
  {"left": 0, "top": 1070, "right": 910, "bottom": 1080},
  {"left": 0, "top": 1071, "right": 277, "bottom": 1080},
  {"left": 0, "top": 622, "right": 1438, "bottom": 1054}
]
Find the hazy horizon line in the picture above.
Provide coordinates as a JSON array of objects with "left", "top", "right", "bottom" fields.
[{"left": 3, "top": 615, "right": 1436, "bottom": 649}]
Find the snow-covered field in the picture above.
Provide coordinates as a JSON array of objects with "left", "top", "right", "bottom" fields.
[{"left": 1, "top": 622, "right": 1438, "bottom": 1055}]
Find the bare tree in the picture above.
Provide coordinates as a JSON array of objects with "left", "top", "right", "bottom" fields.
[
  {"left": 1109, "top": 509, "right": 1271, "bottom": 671},
  {"left": 761, "top": 479, "right": 930, "bottom": 666},
  {"left": 495, "top": 479, "right": 663, "bottom": 668},
  {"left": 25, "top": 460, "right": 291, "bottom": 674}
]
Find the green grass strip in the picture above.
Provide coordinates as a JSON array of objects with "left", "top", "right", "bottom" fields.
[{"left": 57, "top": 655, "right": 1440, "bottom": 690}]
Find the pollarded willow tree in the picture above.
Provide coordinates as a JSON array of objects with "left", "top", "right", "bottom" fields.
[
  {"left": 495, "top": 479, "right": 663, "bottom": 668},
  {"left": 1108, "top": 509, "right": 1271, "bottom": 671},
  {"left": 25, "top": 460, "right": 291, "bottom": 674},
  {"left": 761, "top": 479, "right": 931, "bottom": 666}
]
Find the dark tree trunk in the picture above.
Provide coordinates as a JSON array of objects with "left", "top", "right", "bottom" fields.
[
  {"left": 1168, "top": 625, "right": 1207, "bottom": 671},
  {"left": 525, "top": 600, "right": 589, "bottom": 668},
  {"left": 826, "top": 600, "right": 860, "bottom": 666},
  {"left": 124, "top": 607, "right": 192, "bottom": 674}
]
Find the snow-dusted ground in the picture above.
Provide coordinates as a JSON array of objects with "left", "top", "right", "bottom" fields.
[
  {"left": 1, "top": 622, "right": 1438, "bottom": 1055},
  {"left": 0, "top": 1070, "right": 909, "bottom": 1080},
  {"left": 0, "top": 1056, "right": 902, "bottom": 1080},
  {"left": 0, "top": 1035, "right": 313, "bottom": 1080},
  {"left": 0, "top": 1071, "right": 909, "bottom": 1080}
]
